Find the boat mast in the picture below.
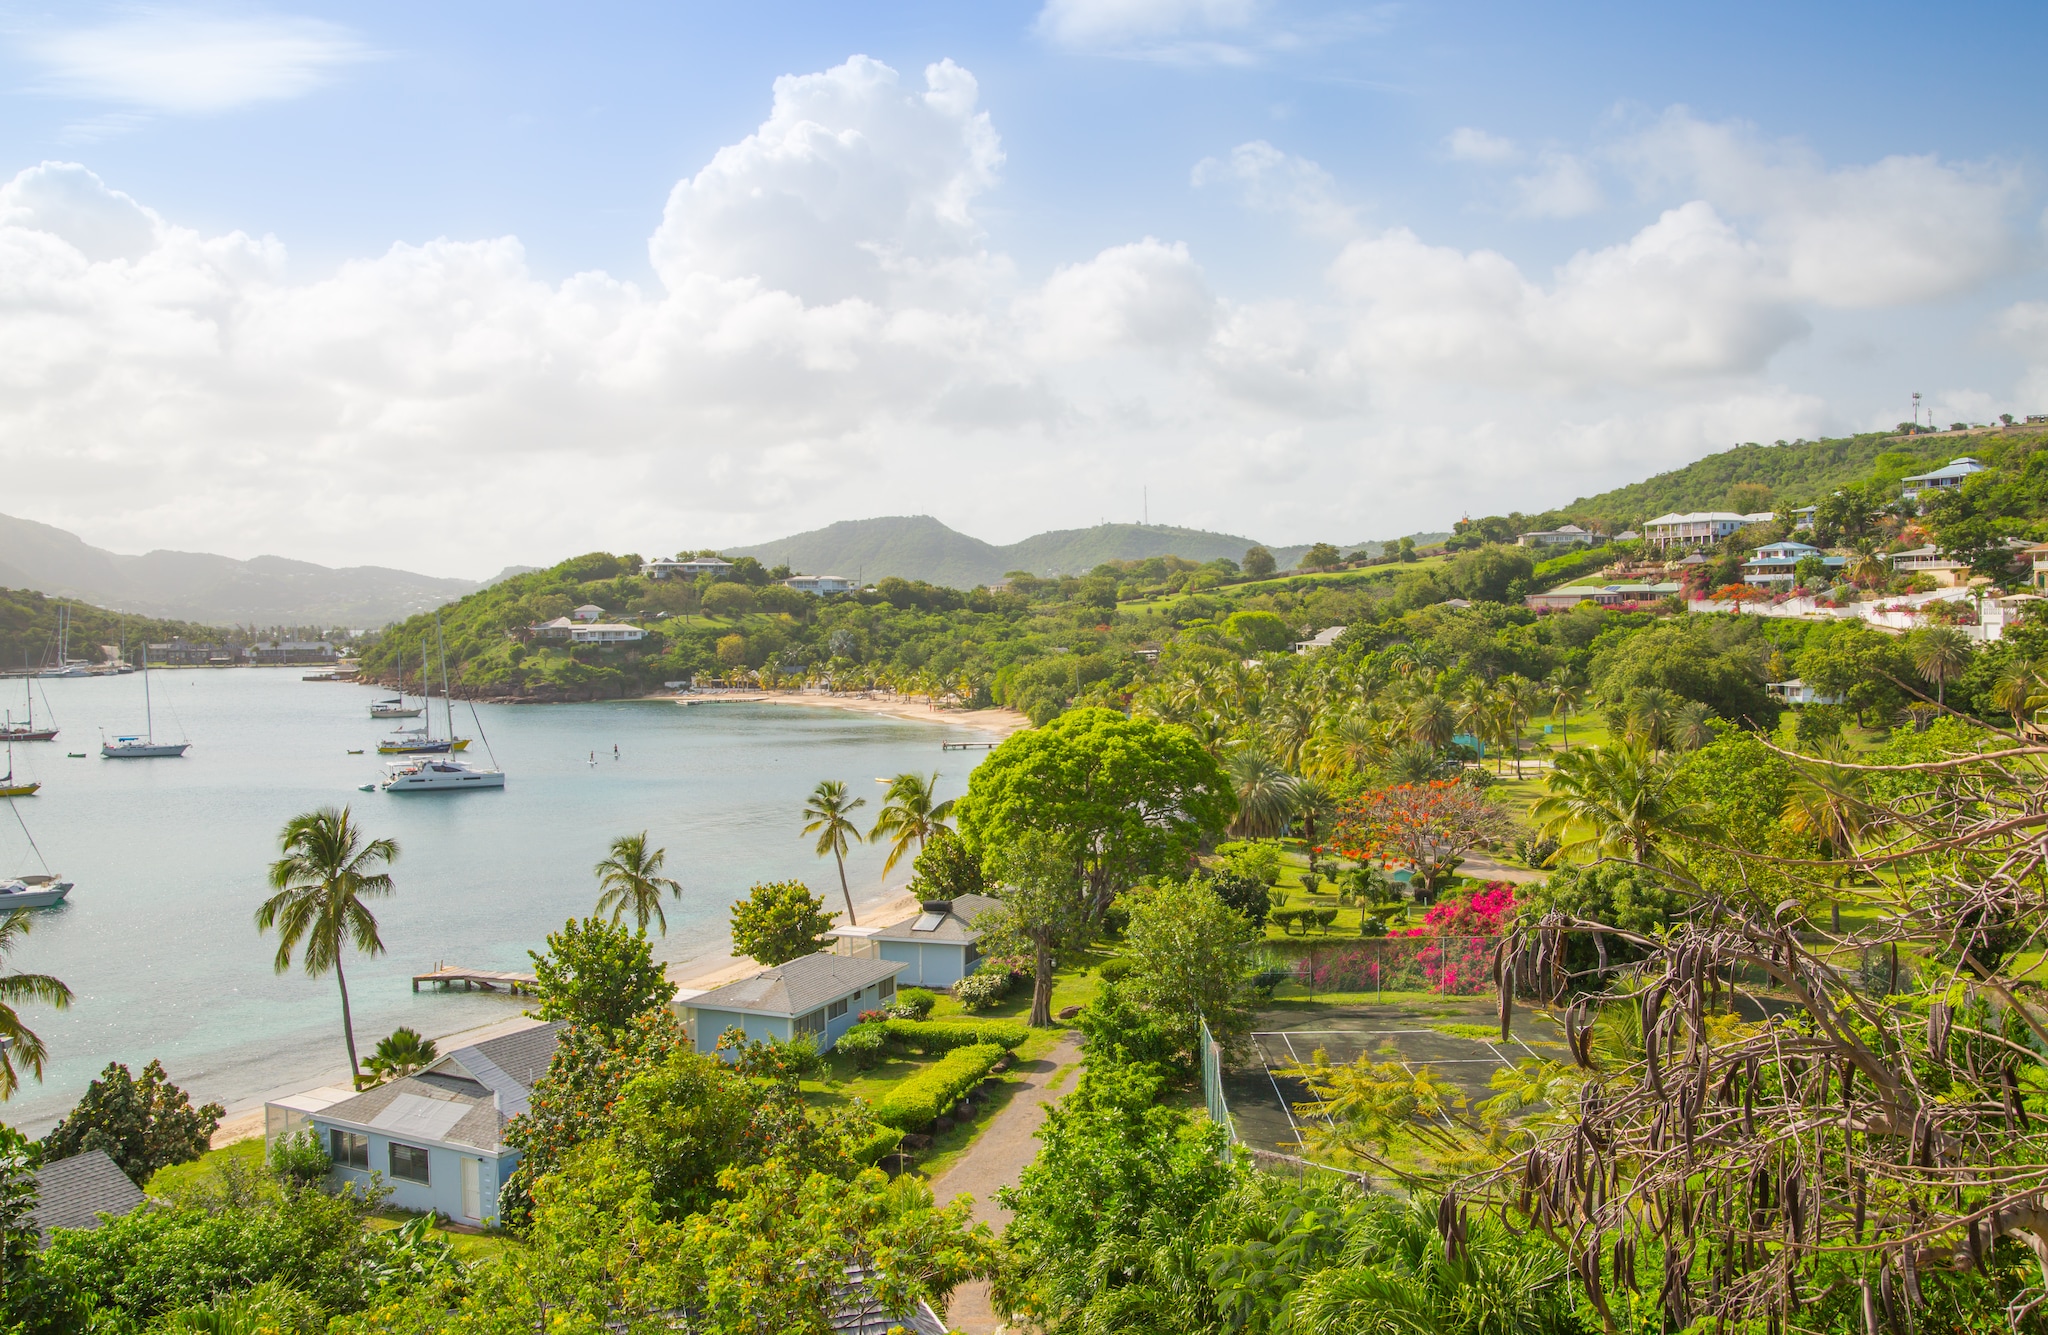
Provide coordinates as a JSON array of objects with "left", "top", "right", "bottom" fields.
[
  {"left": 141, "top": 632, "right": 153, "bottom": 744},
  {"left": 420, "top": 638, "right": 432, "bottom": 742},
  {"left": 436, "top": 615, "right": 454, "bottom": 741}
]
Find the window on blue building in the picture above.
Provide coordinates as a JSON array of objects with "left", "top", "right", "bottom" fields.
[
  {"left": 329, "top": 1130, "right": 369, "bottom": 1169},
  {"left": 389, "top": 1142, "right": 430, "bottom": 1184}
]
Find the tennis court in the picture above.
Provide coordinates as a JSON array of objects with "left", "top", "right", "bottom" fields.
[{"left": 1220, "top": 996, "right": 1566, "bottom": 1160}]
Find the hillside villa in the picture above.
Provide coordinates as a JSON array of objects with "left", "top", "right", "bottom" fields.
[
  {"left": 1885, "top": 546, "right": 1972, "bottom": 588},
  {"left": 827, "top": 894, "right": 1002, "bottom": 989},
  {"left": 1515, "top": 523, "right": 1602, "bottom": 549},
  {"left": 1640, "top": 511, "right": 1776, "bottom": 550},
  {"left": 1766, "top": 679, "right": 1845, "bottom": 706},
  {"left": 783, "top": 574, "right": 859, "bottom": 595},
  {"left": 1524, "top": 580, "right": 1681, "bottom": 611},
  {"left": 268, "top": 1021, "right": 563, "bottom": 1229},
  {"left": 1292, "top": 626, "right": 1346, "bottom": 652},
  {"left": 529, "top": 606, "right": 647, "bottom": 644},
  {"left": 1900, "top": 457, "right": 1986, "bottom": 504},
  {"left": 677, "top": 953, "right": 905, "bottom": 1058},
  {"left": 1791, "top": 506, "right": 1817, "bottom": 532},
  {"left": 1742, "top": 541, "right": 1846, "bottom": 587},
  {"left": 642, "top": 556, "right": 735, "bottom": 580}
]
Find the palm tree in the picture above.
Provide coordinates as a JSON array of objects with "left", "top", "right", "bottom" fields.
[
  {"left": 365, "top": 1027, "right": 439, "bottom": 1082},
  {"left": 1911, "top": 625, "right": 1972, "bottom": 707},
  {"left": 0, "top": 911, "right": 71, "bottom": 1100},
  {"left": 593, "top": 831, "right": 683, "bottom": 934},
  {"left": 868, "top": 772, "right": 955, "bottom": 877},
  {"left": 258, "top": 806, "right": 397, "bottom": 1083},
  {"left": 1531, "top": 742, "right": 1697, "bottom": 866},
  {"left": 1783, "top": 744, "right": 1875, "bottom": 883},
  {"left": 1498, "top": 675, "right": 1544, "bottom": 779},
  {"left": 1405, "top": 693, "right": 1456, "bottom": 750},
  {"left": 1622, "top": 686, "right": 1682, "bottom": 751},
  {"left": 1993, "top": 661, "right": 2048, "bottom": 734},
  {"left": 802, "top": 780, "right": 866, "bottom": 925},
  {"left": 1669, "top": 700, "right": 1717, "bottom": 751},
  {"left": 1225, "top": 748, "right": 1302, "bottom": 838},
  {"left": 1545, "top": 669, "right": 1585, "bottom": 749}
]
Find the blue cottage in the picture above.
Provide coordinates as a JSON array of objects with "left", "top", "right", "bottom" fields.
[
  {"left": 293, "top": 1021, "right": 561, "bottom": 1227},
  {"left": 828, "top": 894, "right": 1002, "bottom": 989},
  {"left": 680, "top": 953, "right": 905, "bottom": 1057}
]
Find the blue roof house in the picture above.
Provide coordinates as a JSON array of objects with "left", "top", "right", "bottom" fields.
[
  {"left": 1901, "top": 457, "right": 1985, "bottom": 504},
  {"left": 679, "top": 953, "right": 906, "bottom": 1058},
  {"left": 826, "top": 894, "right": 1002, "bottom": 989},
  {"left": 286, "top": 1021, "right": 561, "bottom": 1227},
  {"left": 1743, "top": 541, "right": 1845, "bottom": 587}
]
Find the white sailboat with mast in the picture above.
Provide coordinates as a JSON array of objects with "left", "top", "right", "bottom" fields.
[{"left": 101, "top": 641, "right": 189, "bottom": 758}]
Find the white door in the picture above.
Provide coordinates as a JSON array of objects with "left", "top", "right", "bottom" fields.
[{"left": 461, "top": 1157, "right": 481, "bottom": 1221}]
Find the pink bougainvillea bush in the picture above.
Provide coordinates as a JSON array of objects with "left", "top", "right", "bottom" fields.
[{"left": 1288, "top": 882, "right": 1518, "bottom": 997}]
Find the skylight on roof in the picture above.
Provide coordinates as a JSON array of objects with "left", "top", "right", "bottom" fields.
[{"left": 911, "top": 912, "right": 945, "bottom": 933}]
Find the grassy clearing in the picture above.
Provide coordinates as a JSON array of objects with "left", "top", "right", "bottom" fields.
[
  {"left": 146, "top": 1137, "right": 267, "bottom": 1201},
  {"left": 366, "top": 1212, "right": 518, "bottom": 1262}
]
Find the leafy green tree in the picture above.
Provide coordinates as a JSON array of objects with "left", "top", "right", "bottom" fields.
[
  {"left": 257, "top": 806, "right": 397, "bottom": 1082},
  {"left": 906, "top": 829, "right": 985, "bottom": 901},
  {"left": 1299, "top": 542, "right": 1343, "bottom": 570},
  {"left": 592, "top": 832, "right": 683, "bottom": 935},
  {"left": 1445, "top": 544, "right": 1535, "bottom": 602},
  {"left": 801, "top": 779, "right": 866, "bottom": 926},
  {"left": 1792, "top": 623, "right": 1913, "bottom": 725},
  {"left": 1224, "top": 610, "right": 1291, "bottom": 653},
  {"left": 364, "top": 1028, "right": 437, "bottom": 1081},
  {"left": 1589, "top": 619, "right": 1777, "bottom": 725},
  {"left": 1119, "top": 878, "right": 1259, "bottom": 1058},
  {"left": 530, "top": 916, "right": 677, "bottom": 1031},
  {"left": 867, "top": 772, "right": 955, "bottom": 877},
  {"left": 41, "top": 1060, "right": 223, "bottom": 1187},
  {"left": 1242, "top": 546, "right": 1277, "bottom": 579},
  {"left": 0, "top": 1124, "right": 39, "bottom": 1324},
  {"left": 956, "top": 708, "right": 1234, "bottom": 918},
  {"left": 979, "top": 833, "right": 1096, "bottom": 1027},
  {"left": 0, "top": 911, "right": 70, "bottom": 1100},
  {"left": 728, "top": 880, "right": 834, "bottom": 966}
]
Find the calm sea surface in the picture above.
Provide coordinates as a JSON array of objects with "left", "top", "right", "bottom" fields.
[{"left": 0, "top": 670, "right": 1002, "bottom": 1132}]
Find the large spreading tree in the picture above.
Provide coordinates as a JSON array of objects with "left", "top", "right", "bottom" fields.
[{"left": 955, "top": 707, "right": 1234, "bottom": 918}]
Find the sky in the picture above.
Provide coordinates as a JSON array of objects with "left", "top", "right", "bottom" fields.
[{"left": 1, "top": 1, "right": 2045, "bottom": 578}]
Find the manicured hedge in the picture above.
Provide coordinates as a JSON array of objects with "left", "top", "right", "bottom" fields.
[
  {"left": 872, "top": 1043, "right": 1003, "bottom": 1130},
  {"left": 881, "top": 1018, "right": 1027, "bottom": 1054},
  {"left": 849, "top": 1123, "right": 904, "bottom": 1165}
]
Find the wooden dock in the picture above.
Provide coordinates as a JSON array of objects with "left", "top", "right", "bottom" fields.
[
  {"left": 942, "top": 741, "right": 997, "bottom": 751},
  {"left": 412, "top": 964, "right": 539, "bottom": 995}
]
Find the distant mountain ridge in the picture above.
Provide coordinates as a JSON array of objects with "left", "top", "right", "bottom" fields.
[
  {"left": 0, "top": 512, "right": 492, "bottom": 628},
  {"left": 727, "top": 515, "right": 1433, "bottom": 588}
]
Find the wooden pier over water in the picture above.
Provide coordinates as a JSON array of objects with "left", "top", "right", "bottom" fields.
[
  {"left": 941, "top": 741, "right": 997, "bottom": 751},
  {"left": 412, "top": 964, "right": 539, "bottom": 995}
]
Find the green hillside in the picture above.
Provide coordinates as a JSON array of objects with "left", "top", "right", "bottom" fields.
[{"left": 1557, "top": 431, "right": 1969, "bottom": 524}]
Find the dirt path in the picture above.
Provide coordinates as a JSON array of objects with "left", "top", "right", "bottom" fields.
[{"left": 928, "top": 1031, "right": 1081, "bottom": 1335}]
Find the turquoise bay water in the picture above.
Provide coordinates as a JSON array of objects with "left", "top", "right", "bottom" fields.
[{"left": 0, "top": 671, "right": 1001, "bottom": 1132}]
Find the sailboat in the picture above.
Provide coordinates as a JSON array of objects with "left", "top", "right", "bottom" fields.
[
  {"left": 101, "top": 643, "right": 189, "bottom": 758},
  {"left": 2, "top": 664, "right": 57, "bottom": 743},
  {"left": 377, "top": 637, "right": 469, "bottom": 753},
  {"left": 34, "top": 604, "right": 90, "bottom": 678},
  {"left": 0, "top": 739, "right": 37, "bottom": 797},
  {"left": 376, "top": 615, "right": 501, "bottom": 791},
  {"left": 2, "top": 796, "right": 70, "bottom": 907}
]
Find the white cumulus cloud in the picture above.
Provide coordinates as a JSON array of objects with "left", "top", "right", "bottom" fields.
[{"left": 1192, "top": 140, "right": 1356, "bottom": 236}]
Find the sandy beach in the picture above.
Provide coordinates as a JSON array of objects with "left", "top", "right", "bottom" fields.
[{"left": 661, "top": 688, "right": 1028, "bottom": 738}]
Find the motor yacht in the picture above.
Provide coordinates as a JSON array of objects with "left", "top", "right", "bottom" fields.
[{"left": 0, "top": 876, "right": 71, "bottom": 909}]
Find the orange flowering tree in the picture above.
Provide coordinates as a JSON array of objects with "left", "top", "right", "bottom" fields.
[{"left": 1333, "top": 780, "right": 1515, "bottom": 895}]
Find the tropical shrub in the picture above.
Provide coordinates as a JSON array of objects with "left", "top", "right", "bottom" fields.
[
  {"left": 266, "top": 1130, "right": 331, "bottom": 1190},
  {"left": 871, "top": 1043, "right": 1002, "bottom": 1130},
  {"left": 952, "top": 969, "right": 1012, "bottom": 1012},
  {"left": 887, "top": 987, "right": 936, "bottom": 1020},
  {"left": 1096, "top": 956, "right": 1134, "bottom": 985},
  {"left": 727, "top": 880, "right": 834, "bottom": 967},
  {"left": 834, "top": 1022, "right": 889, "bottom": 1070},
  {"left": 41, "top": 1059, "right": 224, "bottom": 1187}
]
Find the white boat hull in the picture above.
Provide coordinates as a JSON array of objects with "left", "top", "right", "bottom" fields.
[
  {"left": 0, "top": 877, "right": 71, "bottom": 908},
  {"left": 102, "top": 741, "right": 190, "bottom": 758},
  {"left": 381, "top": 759, "right": 504, "bottom": 793}
]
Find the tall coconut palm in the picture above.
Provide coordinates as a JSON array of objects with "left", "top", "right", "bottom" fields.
[
  {"left": 1545, "top": 669, "right": 1585, "bottom": 750},
  {"left": 258, "top": 806, "right": 397, "bottom": 1082},
  {"left": 0, "top": 910, "right": 71, "bottom": 1100},
  {"left": 1225, "top": 748, "right": 1302, "bottom": 838},
  {"left": 1622, "top": 687, "right": 1682, "bottom": 751},
  {"left": 1783, "top": 744, "right": 1875, "bottom": 882},
  {"left": 593, "top": 831, "right": 683, "bottom": 934},
  {"left": 1498, "top": 675, "right": 1544, "bottom": 779},
  {"left": 1911, "top": 625, "right": 1972, "bottom": 707},
  {"left": 1669, "top": 700, "right": 1717, "bottom": 752},
  {"left": 1992, "top": 662, "right": 2048, "bottom": 735},
  {"left": 802, "top": 779, "right": 866, "bottom": 925},
  {"left": 868, "top": 771, "right": 955, "bottom": 877},
  {"left": 1531, "top": 742, "right": 1697, "bottom": 867}
]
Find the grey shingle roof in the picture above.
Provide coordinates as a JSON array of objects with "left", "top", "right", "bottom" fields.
[
  {"left": 689, "top": 954, "right": 905, "bottom": 1018},
  {"left": 434, "top": 1021, "right": 562, "bottom": 1118},
  {"left": 314, "top": 1075, "right": 506, "bottom": 1153},
  {"left": 34, "top": 1150, "right": 142, "bottom": 1238},
  {"left": 864, "top": 893, "right": 1002, "bottom": 946}
]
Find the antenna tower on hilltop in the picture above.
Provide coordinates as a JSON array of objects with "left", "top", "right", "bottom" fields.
[{"left": 1912, "top": 390, "right": 1922, "bottom": 428}]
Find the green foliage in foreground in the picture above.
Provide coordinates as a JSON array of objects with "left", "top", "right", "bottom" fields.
[
  {"left": 530, "top": 916, "right": 676, "bottom": 1031},
  {"left": 40, "top": 1058, "right": 222, "bottom": 1188},
  {"left": 878, "top": 1017, "right": 1029, "bottom": 1053}
]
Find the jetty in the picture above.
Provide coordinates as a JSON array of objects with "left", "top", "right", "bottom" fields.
[
  {"left": 942, "top": 741, "right": 997, "bottom": 751},
  {"left": 411, "top": 964, "right": 539, "bottom": 995}
]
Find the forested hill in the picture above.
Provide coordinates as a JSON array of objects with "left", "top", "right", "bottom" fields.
[
  {"left": 0, "top": 589, "right": 238, "bottom": 670},
  {"left": 1557, "top": 432, "right": 1967, "bottom": 525},
  {"left": 726, "top": 515, "right": 1445, "bottom": 587}
]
